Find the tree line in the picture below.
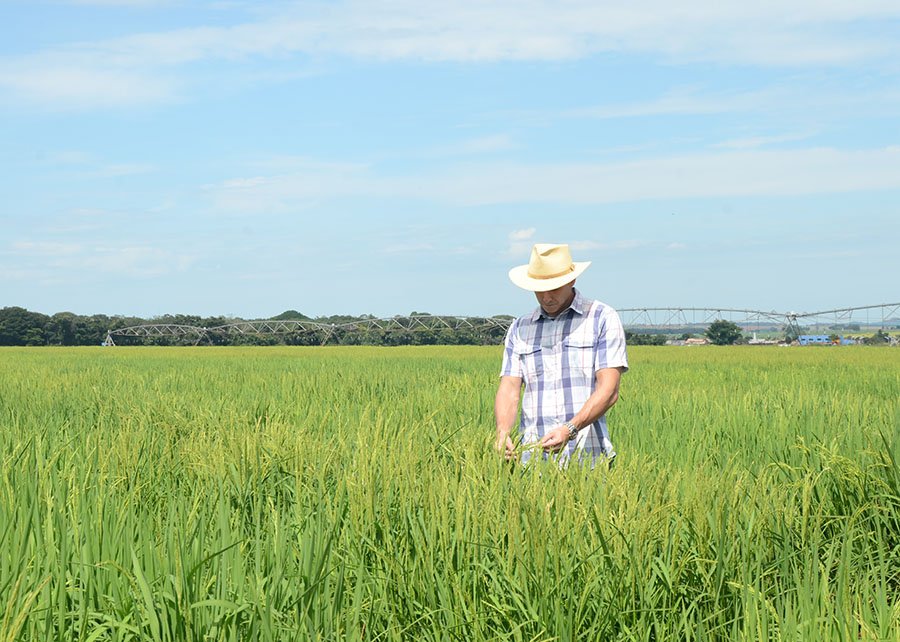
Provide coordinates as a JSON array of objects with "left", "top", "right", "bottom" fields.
[
  {"left": 8, "top": 306, "right": 885, "bottom": 347},
  {"left": 0, "top": 307, "right": 514, "bottom": 347},
  {"left": 0, "top": 306, "right": 680, "bottom": 347}
]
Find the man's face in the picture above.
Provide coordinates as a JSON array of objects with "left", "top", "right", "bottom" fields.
[{"left": 535, "top": 281, "right": 576, "bottom": 318}]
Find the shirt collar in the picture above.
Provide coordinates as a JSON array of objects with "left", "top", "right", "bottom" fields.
[{"left": 532, "top": 288, "right": 588, "bottom": 321}]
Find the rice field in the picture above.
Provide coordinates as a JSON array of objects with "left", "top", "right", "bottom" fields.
[{"left": 0, "top": 345, "right": 898, "bottom": 641}]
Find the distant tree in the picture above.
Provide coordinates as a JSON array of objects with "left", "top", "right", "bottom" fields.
[
  {"left": 48, "top": 312, "right": 78, "bottom": 345},
  {"left": 153, "top": 314, "right": 201, "bottom": 326},
  {"left": 23, "top": 327, "right": 46, "bottom": 346},
  {"left": 83, "top": 314, "right": 115, "bottom": 345},
  {"left": 705, "top": 319, "right": 743, "bottom": 346},
  {"left": 272, "top": 310, "right": 309, "bottom": 320},
  {"left": 680, "top": 333, "right": 693, "bottom": 340},
  {"left": 437, "top": 328, "right": 460, "bottom": 345},
  {"left": 0, "top": 307, "right": 49, "bottom": 345},
  {"left": 625, "top": 331, "right": 667, "bottom": 346},
  {"left": 410, "top": 329, "right": 437, "bottom": 345},
  {"left": 864, "top": 329, "right": 890, "bottom": 345}
]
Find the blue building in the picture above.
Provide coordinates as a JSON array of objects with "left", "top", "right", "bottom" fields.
[{"left": 798, "top": 335, "right": 853, "bottom": 346}]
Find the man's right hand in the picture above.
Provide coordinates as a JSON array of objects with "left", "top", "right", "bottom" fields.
[{"left": 495, "top": 434, "right": 516, "bottom": 461}]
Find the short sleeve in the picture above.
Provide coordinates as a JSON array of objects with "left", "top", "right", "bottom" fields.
[
  {"left": 500, "top": 319, "right": 522, "bottom": 378},
  {"left": 595, "top": 308, "right": 629, "bottom": 372}
]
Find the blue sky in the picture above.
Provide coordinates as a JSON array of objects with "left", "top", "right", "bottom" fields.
[{"left": 1, "top": 0, "right": 899, "bottom": 319}]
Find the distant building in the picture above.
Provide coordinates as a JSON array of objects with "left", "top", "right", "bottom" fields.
[
  {"left": 748, "top": 333, "right": 779, "bottom": 345},
  {"left": 798, "top": 335, "right": 852, "bottom": 346}
]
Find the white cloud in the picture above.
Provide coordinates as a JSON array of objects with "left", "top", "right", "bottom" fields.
[
  {"left": 0, "top": 267, "right": 39, "bottom": 282},
  {"left": 64, "top": 0, "right": 175, "bottom": 5},
  {"left": 571, "top": 240, "right": 644, "bottom": 251},
  {"left": 11, "top": 241, "right": 83, "bottom": 256},
  {"left": 41, "top": 207, "right": 140, "bottom": 234},
  {"left": 792, "top": 249, "right": 861, "bottom": 260},
  {"left": 86, "top": 163, "right": 156, "bottom": 178},
  {"left": 382, "top": 243, "right": 434, "bottom": 254},
  {"left": 208, "top": 163, "right": 370, "bottom": 214},
  {"left": 240, "top": 156, "right": 369, "bottom": 174},
  {"left": 565, "top": 88, "right": 780, "bottom": 120},
  {"left": 426, "top": 135, "right": 516, "bottom": 157},
  {"left": 509, "top": 228, "right": 536, "bottom": 241},
  {"left": 82, "top": 246, "right": 192, "bottom": 276},
  {"left": 507, "top": 227, "right": 536, "bottom": 256},
  {"left": 43, "top": 150, "right": 94, "bottom": 165},
  {"left": 308, "top": 1, "right": 900, "bottom": 66},
  {"left": 513, "top": 85, "right": 900, "bottom": 131},
  {"left": 5, "top": 240, "right": 194, "bottom": 279},
  {"left": 3, "top": 1, "right": 899, "bottom": 107},
  {"left": 431, "top": 146, "right": 900, "bottom": 205},
  {"left": 712, "top": 132, "right": 816, "bottom": 150},
  {"left": 206, "top": 145, "right": 900, "bottom": 210},
  {"left": 0, "top": 64, "right": 177, "bottom": 108},
  {"left": 37, "top": 152, "right": 156, "bottom": 177}
]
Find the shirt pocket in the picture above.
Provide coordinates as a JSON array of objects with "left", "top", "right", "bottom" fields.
[
  {"left": 513, "top": 343, "right": 543, "bottom": 387},
  {"left": 562, "top": 336, "right": 595, "bottom": 385}
]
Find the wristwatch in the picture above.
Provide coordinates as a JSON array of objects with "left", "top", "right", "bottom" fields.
[{"left": 564, "top": 421, "right": 578, "bottom": 441}]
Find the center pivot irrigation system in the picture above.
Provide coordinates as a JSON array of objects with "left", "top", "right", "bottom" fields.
[
  {"left": 105, "top": 303, "right": 900, "bottom": 346},
  {"left": 105, "top": 315, "right": 513, "bottom": 346}
]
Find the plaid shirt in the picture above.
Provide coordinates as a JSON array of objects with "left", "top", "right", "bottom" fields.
[{"left": 500, "top": 290, "right": 628, "bottom": 464}]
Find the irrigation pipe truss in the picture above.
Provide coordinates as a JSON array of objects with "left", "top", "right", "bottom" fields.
[{"left": 105, "top": 303, "right": 899, "bottom": 346}]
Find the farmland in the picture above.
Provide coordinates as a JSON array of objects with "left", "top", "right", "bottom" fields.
[{"left": 1, "top": 346, "right": 898, "bottom": 641}]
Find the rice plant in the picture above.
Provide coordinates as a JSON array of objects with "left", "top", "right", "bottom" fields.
[{"left": 0, "top": 345, "right": 897, "bottom": 640}]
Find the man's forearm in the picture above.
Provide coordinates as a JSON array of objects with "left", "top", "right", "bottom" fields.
[
  {"left": 495, "top": 395, "right": 518, "bottom": 437},
  {"left": 494, "top": 379, "right": 521, "bottom": 438},
  {"left": 569, "top": 369, "right": 621, "bottom": 430}
]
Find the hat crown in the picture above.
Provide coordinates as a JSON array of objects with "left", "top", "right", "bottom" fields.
[{"left": 528, "top": 244, "right": 574, "bottom": 279}]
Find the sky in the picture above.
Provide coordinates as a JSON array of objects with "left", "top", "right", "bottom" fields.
[{"left": 1, "top": 0, "right": 899, "bottom": 319}]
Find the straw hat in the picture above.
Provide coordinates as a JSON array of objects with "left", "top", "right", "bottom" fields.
[{"left": 508, "top": 243, "right": 591, "bottom": 292}]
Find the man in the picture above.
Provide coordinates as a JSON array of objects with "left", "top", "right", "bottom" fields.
[{"left": 494, "top": 243, "right": 628, "bottom": 466}]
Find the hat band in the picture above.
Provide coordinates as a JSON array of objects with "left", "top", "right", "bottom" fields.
[{"left": 527, "top": 264, "right": 575, "bottom": 280}]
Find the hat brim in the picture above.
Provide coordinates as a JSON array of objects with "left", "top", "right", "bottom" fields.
[{"left": 508, "top": 261, "right": 591, "bottom": 292}]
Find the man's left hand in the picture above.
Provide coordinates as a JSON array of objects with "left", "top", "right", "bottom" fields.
[{"left": 540, "top": 425, "right": 570, "bottom": 452}]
